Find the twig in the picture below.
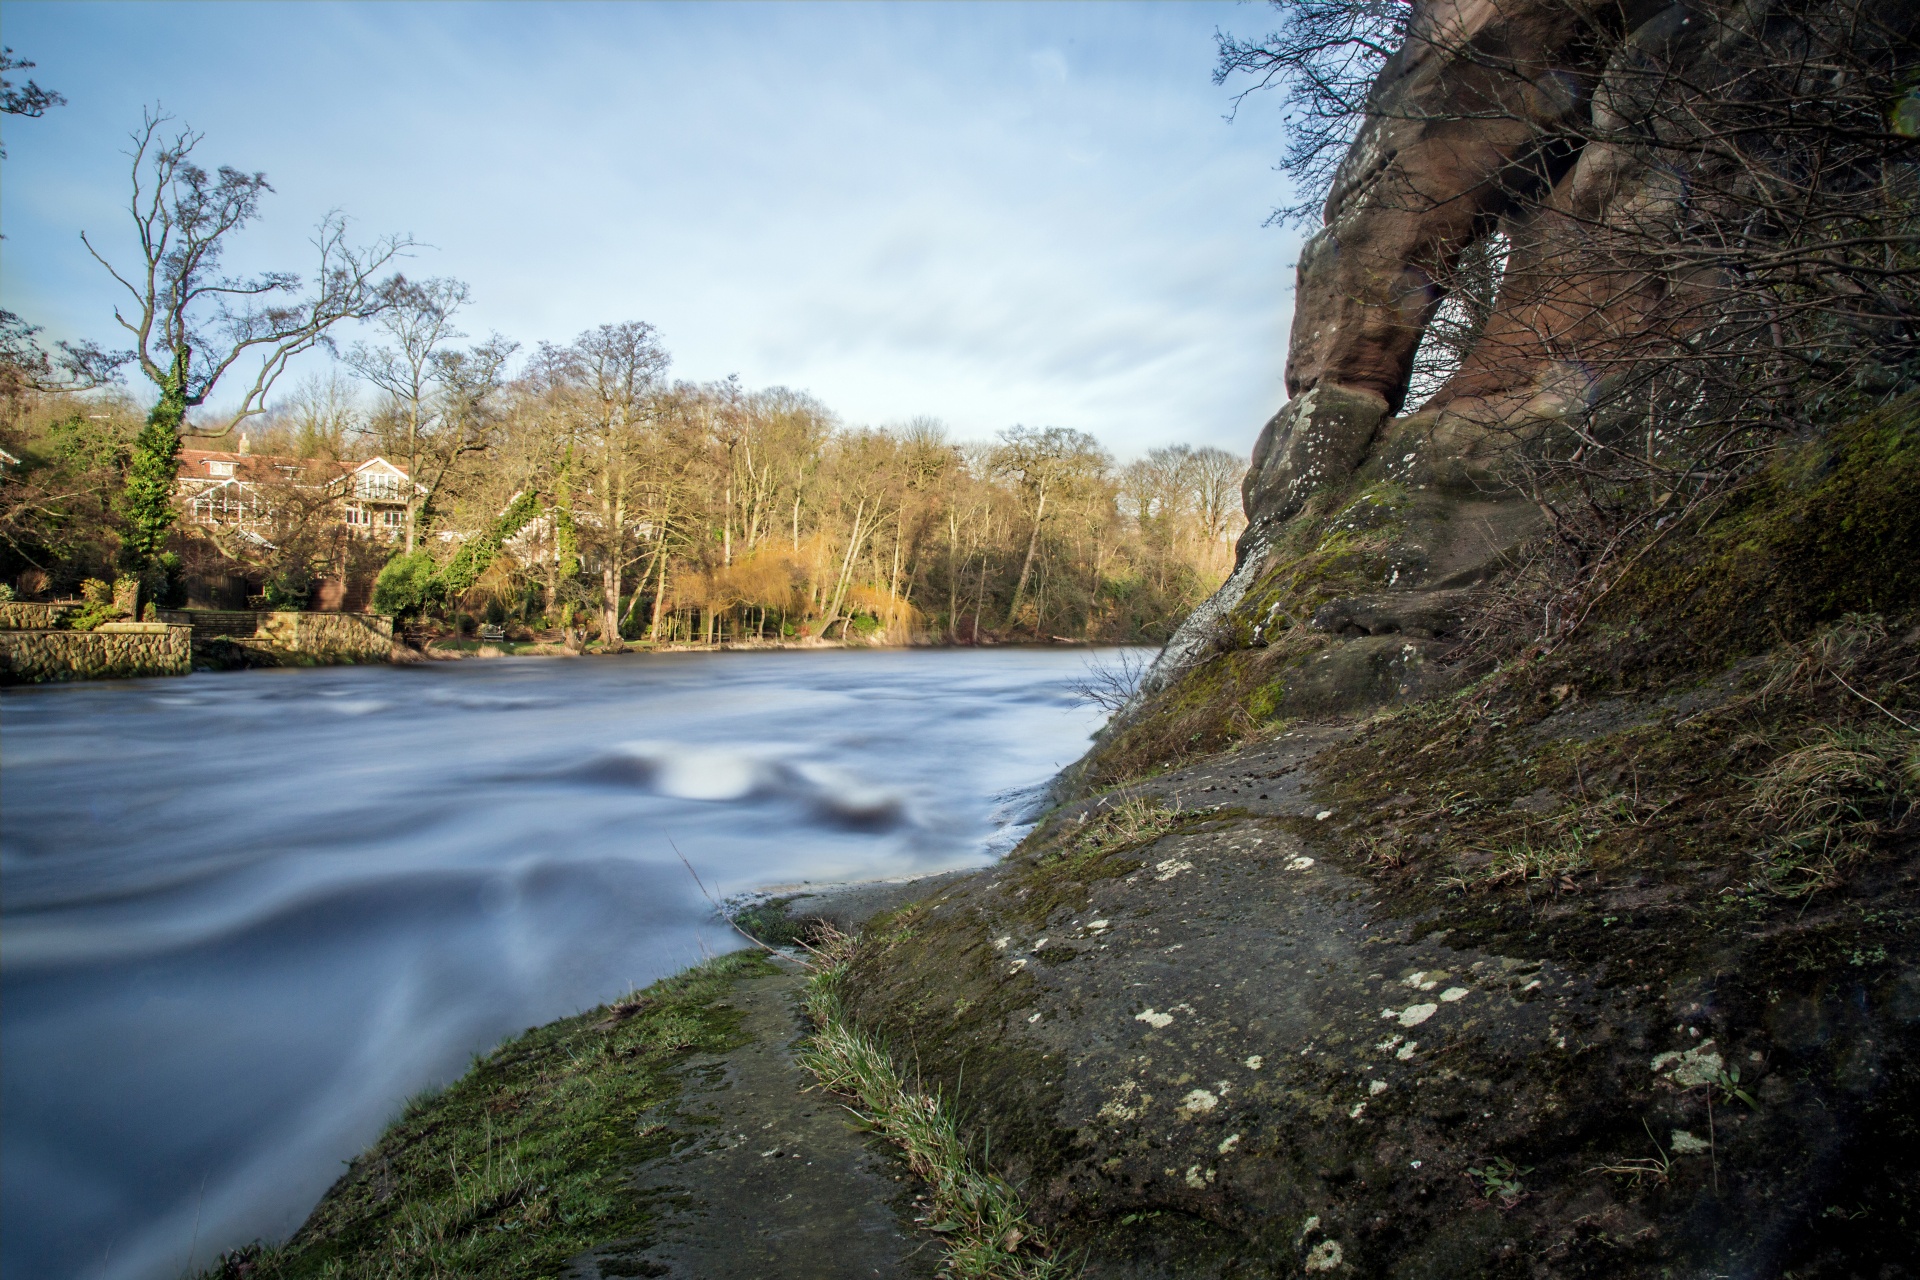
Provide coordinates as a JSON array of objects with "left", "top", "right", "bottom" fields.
[
  {"left": 669, "top": 836, "right": 783, "bottom": 956},
  {"left": 1826, "top": 667, "right": 1916, "bottom": 730}
]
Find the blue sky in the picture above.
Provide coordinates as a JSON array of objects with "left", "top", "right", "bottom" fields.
[{"left": 0, "top": 1, "right": 1304, "bottom": 459}]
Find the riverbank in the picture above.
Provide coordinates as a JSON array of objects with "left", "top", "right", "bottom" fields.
[
  {"left": 804, "top": 411, "right": 1920, "bottom": 1277},
  {"left": 199, "top": 875, "right": 973, "bottom": 1280}
]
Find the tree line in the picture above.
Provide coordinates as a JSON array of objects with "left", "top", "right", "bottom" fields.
[{"left": 300, "top": 303, "right": 1244, "bottom": 645}]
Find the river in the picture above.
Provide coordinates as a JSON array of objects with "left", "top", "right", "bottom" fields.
[{"left": 0, "top": 647, "right": 1125, "bottom": 1280}]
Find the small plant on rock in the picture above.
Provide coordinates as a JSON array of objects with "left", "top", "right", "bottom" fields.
[
  {"left": 1466, "top": 1156, "right": 1532, "bottom": 1207},
  {"left": 1444, "top": 832, "right": 1592, "bottom": 894},
  {"left": 1075, "top": 794, "right": 1179, "bottom": 854}
]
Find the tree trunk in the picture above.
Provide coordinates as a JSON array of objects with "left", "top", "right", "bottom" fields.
[
  {"left": 647, "top": 495, "right": 673, "bottom": 641},
  {"left": 1006, "top": 488, "right": 1047, "bottom": 629},
  {"left": 602, "top": 562, "right": 623, "bottom": 651},
  {"left": 824, "top": 499, "right": 866, "bottom": 632},
  {"left": 404, "top": 395, "right": 421, "bottom": 555},
  {"left": 971, "top": 549, "right": 988, "bottom": 643},
  {"left": 946, "top": 512, "right": 960, "bottom": 641}
]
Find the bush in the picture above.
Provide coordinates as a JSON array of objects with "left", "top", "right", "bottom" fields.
[
  {"left": 372, "top": 550, "right": 437, "bottom": 618},
  {"left": 147, "top": 552, "right": 187, "bottom": 609},
  {"left": 261, "top": 573, "right": 310, "bottom": 612},
  {"left": 63, "top": 600, "right": 123, "bottom": 631}
]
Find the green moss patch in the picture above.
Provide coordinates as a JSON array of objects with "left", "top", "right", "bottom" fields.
[
  {"left": 1588, "top": 398, "right": 1920, "bottom": 683},
  {"left": 209, "top": 951, "right": 777, "bottom": 1280}
]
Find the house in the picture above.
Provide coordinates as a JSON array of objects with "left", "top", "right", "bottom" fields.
[{"left": 176, "top": 450, "right": 420, "bottom": 540}]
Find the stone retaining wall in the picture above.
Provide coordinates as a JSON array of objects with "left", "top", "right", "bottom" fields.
[
  {"left": 152, "top": 609, "right": 396, "bottom": 662},
  {"left": 254, "top": 611, "right": 394, "bottom": 657},
  {"left": 0, "top": 601, "right": 78, "bottom": 630},
  {"left": 0, "top": 625, "right": 192, "bottom": 683}
]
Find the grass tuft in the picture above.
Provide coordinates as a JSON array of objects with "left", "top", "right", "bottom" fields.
[
  {"left": 1747, "top": 722, "right": 1919, "bottom": 894},
  {"left": 797, "top": 930, "right": 1065, "bottom": 1279},
  {"left": 1444, "top": 832, "right": 1594, "bottom": 894},
  {"left": 1073, "top": 794, "right": 1180, "bottom": 853}
]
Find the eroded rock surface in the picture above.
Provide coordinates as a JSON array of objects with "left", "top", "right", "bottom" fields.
[{"left": 836, "top": 692, "right": 1920, "bottom": 1277}]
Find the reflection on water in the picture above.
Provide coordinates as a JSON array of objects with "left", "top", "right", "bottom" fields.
[{"left": 1, "top": 648, "right": 1122, "bottom": 1280}]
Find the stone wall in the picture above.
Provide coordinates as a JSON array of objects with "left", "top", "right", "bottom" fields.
[
  {"left": 0, "top": 602, "right": 77, "bottom": 630},
  {"left": 0, "top": 624, "right": 191, "bottom": 683},
  {"left": 253, "top": 611, "right": 394, "bottom": 658},
  {"left": 154, "top": 609, "right": 396, "bottom": 662}
]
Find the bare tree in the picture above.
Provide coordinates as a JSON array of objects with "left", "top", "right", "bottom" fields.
[
  {"left": 1068, "top": 648, "right": 1152, "bottom": 712},
  {"left": 81, "top": 109, "right": 409, "bottom": 566},
  {"left": 1, "top": 47, "right": 65, "bottom": 158},
  {"left": 417, "top": 334, "right": 518, "bottom": 525},
  {"left": 0, "top": 312, "right": 128, "bottom": 427},
  {"left": 1187, "top": 446, "right": 1247, "bottom": 547},
  {"left": 279, "top": 371, "right": 361, "bottom": 460},
  {"left": 346, "top": 277, "right": 469, "bottom": 552},
  {"left": 992, "top": 425, "right": 1108, "bottom": 630},
  {"left": 569, "top": 321, "right": 669, "bottom": 649},
  {"left": 1214, "top": 0, "right": 1412, "bottom": 225}
]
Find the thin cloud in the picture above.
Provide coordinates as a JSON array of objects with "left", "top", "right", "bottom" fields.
[{"left": 0, "top": 0, "right": 1302, "bottom": 458}]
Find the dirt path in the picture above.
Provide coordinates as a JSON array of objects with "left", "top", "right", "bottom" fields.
[{"left": 570, "top": 961, "right": 936, "bottom": 1280}]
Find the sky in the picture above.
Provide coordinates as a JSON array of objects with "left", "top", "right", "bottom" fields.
[{"left": 0, "top": 1, "right": 1306, "bottom": 461}]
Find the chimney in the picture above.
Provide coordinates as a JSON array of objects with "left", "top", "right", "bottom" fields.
[{"left": 238, "top": 433, "right": 250, "bottom": 455}]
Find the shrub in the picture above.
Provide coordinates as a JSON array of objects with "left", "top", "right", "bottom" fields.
[
  {"left": 261, "top": 573, "right": 309, "bottom": 612},
  {"left": 372, "top": 549, "right": 437, "bottom": 617}
]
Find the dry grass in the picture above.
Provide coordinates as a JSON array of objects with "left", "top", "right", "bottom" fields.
[
  {"left": 1442, "top": 832, "right": 1593, "bottom": 894},
  {"left": 1075, "top": 794, "right": 1179, "bottom": 853},
  {"left": 1747, "top": 723, "right": 1919, "bottom": 895},
  {"left": 798, "top": 931, "right": 1064, "bottom": 1279}
]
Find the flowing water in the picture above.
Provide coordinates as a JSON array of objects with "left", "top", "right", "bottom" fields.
[{"left": 1, "top": 647, "right": 1124, "bottom": 1280}]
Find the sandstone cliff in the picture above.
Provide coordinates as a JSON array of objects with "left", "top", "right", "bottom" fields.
[{"left": 832, "top": 2, "right": 1920, "bottom": 1275}]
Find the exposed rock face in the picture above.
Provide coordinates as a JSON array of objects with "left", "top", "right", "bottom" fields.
[
  {"left": 1158, "top": 0, "right": 1915, "bottom": 690},
  {"left": 836, "top": 405, "right": 1919, "bottom": 1277},
  {"left": 828, "top": 4, "right": 1920, "bottom": 1277}
]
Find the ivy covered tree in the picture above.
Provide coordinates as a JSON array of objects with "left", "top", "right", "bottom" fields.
[{"left": 81, "top": 108, "right": 410, "bottom": 568}]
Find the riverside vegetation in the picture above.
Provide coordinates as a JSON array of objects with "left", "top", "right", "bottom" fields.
[{"left": 3, "top": 334, "right": 1245, "bottom": 649}]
